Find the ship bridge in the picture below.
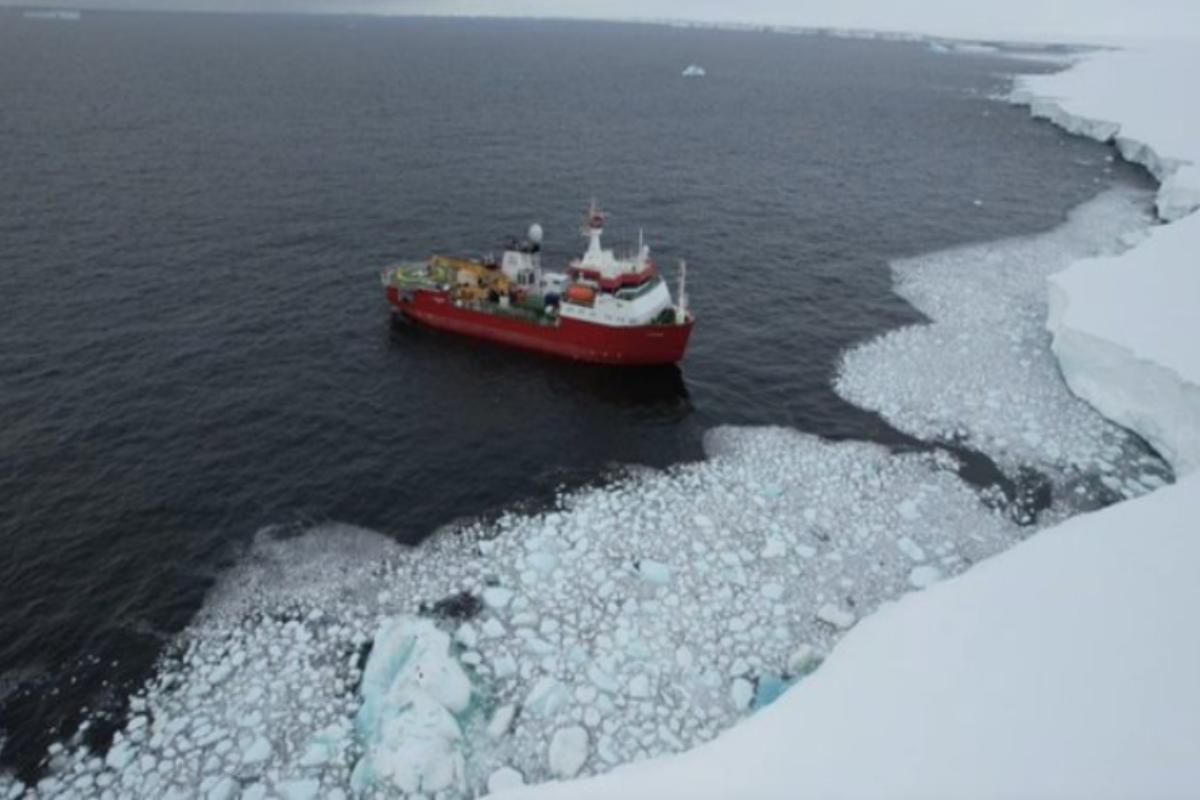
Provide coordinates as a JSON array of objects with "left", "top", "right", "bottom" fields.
[{"left": 569, "top": 203, "right": 656, "bottom": 292}]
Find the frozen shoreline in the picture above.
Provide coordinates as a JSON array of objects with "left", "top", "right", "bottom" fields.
[
  {"left": 1013, "top": 43, "right": 1200, "bottom": 474},
  {"left": 506, "top": 37, "right": 1200, "bottom": 800}
]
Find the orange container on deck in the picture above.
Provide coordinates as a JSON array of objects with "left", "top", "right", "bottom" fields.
[{"left": 565, "top": 284, "right": 595, "bottom": 304}]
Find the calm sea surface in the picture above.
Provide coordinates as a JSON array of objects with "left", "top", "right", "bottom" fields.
[{"left": 0, "top": 11, "right": 1151, "bottom": 776}]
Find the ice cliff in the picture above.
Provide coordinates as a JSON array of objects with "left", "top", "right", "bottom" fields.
[{"left": 1013, "top": 42, "right": 1200, "bottom": 474}]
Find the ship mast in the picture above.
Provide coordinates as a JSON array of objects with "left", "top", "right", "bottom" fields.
[
  {"left": 583, "top": 199, "right": 605, "bottom": 260},
  {"left": 676, "top": 260, "right": 688, "bottom": 324}
]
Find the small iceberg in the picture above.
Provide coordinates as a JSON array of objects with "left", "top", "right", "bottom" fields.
[
  {"left": 682, "top": 64, "right": 706, "bottom": 78},
  {"left": 352, "top": 616, "right": 474, "bottom": 796},
  {"left": 23, "top": 9, "right": 81, "bottom": 20}
]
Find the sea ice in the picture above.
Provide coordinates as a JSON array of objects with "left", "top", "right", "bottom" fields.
[
  {"left": 908, "top": 565, "right": 943, "bottom": 589},
  {"left": 352, "top": 688, "right": 466, "bottom": 795},
  {"left": 488, "top": 704, "right": 517, "bottom": 739},
  {"left": 44, "top": 426, "right": 1031, "bottom": 799},
  {"left": 547, "top": 727, "right": 589, "bottom": 778},
  {"left": 636, "top": 559, "right": 672, "bottom": 585},
  {"left": 352, "top": 617, "right": 474, "bottom": 794},
  {"left": 815, "top": 604, "right": 856, "bottom": 630},
  {"left": 278, "top": 778, "right": 320, "bottom": 800},
  {"left": 525, "top": 677, "right": 569, "bottom": 718},
  {"left": 729, "top": 679, "right": 754, "bottom": 710},
  {"left": 488, "top": 766, "right": 526, "bottom": 793},
  {"left": 895, "top": 536, "right": 926, "bottom": 562},
  {"left": 456, "top": 621, "right": 479, "bottom": 648},
  {"left": 785, "top": 644, "right": 818, "bottom": 675},
  {"left": 242, "top": 735, "right": 272, "bottom": 764},
  {"left": 484, "top": 587, "right": 516, "bottom": 610}
]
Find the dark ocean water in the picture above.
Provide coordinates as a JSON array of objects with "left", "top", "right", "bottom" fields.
[{"left": 0, "top": 11, "right": 1151, "bottom": 777}]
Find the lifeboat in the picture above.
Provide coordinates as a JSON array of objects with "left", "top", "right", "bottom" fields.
[{"left": 564, "top": 284, "right": 596, "bottom": 305}]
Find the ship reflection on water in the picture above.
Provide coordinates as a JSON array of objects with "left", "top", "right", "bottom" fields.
[
  {"left": 549, "top": 363, "right": 691, "bottom": 416},
  {"left": 388, "top": 313, "right": 693, "bottom": 421}
]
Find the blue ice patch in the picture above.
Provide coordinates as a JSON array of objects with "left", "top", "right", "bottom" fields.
[{"left": 752, "top": 674, "right": 795, "bottom": 710}]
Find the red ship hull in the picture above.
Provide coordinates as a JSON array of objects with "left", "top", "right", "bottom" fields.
[{"left": 387, "top": 286, "right": 693, "bottom": 365}]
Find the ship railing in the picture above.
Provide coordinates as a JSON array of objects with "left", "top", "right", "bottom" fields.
[
  {"left": 386, "top": 263, "right": 441, "bottom": 289},
  {"left": 458, "top": 299, "right": 558, "bottom": 326}
]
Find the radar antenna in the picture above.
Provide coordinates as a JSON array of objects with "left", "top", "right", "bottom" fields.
[{"left": 676, "top": 260, "right": 689, "bottom": 324}]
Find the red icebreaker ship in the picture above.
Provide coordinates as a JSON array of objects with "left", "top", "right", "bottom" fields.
[{"left": 382, "top": 204, "right": 694, "bottom": 365}]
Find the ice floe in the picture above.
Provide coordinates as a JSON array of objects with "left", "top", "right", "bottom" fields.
[
  {"left": 546, "top": 727, "right": 588, "bottom": 778},
  {"left": 352, "top": 617, "right": 472, "bottom": 795},
  {"left": 487, "top": 766, "right": 525, "bottom": 793}
]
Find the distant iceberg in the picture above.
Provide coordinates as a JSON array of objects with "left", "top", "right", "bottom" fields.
[
  {"left": 22, "top": 9, "right": 81, "bottom": 20},
  {"left": 928, "top": 40, "right": 999, "bottom": 55},
  {"left": 682, "top": 64, "right": 706, "bottom": 77}
]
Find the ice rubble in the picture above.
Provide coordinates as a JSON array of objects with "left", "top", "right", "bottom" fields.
[
  {"left": 10, "top": 428, "right": 1035, "bottom": 798},
  {"left": 836, "top": 187, "right": 1170, "bottom": 498}
]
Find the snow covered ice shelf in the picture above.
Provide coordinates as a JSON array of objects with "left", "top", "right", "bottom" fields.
[
  {"left": 1013, "top": 42, "right": 1200, "bottom": 224},
  {"left": 1048, "top": 211, "right": 1200, "bottom": 475},
  {"left": 1012, "top": 41, "right": 1200, "bottom": 475},
  {"left": 836, "top": 187, "right": 1172, "bottom": 503}
]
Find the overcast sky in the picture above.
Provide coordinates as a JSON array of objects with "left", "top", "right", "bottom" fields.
[{"left": 8, "top": 0, "right": 1200, "bottom": 42}]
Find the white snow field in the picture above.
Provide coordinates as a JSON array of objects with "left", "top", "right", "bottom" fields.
[
  {"left": 7, "top": 32, "right": 1200, "bottom": 800},
  {"left": 1013, "top": 42, "right": 1200, "bottom": 225}
]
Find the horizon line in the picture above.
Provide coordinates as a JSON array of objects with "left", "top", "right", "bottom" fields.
[{"left": 3, "top": 4, "right": 1099, "bottom": 49}]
